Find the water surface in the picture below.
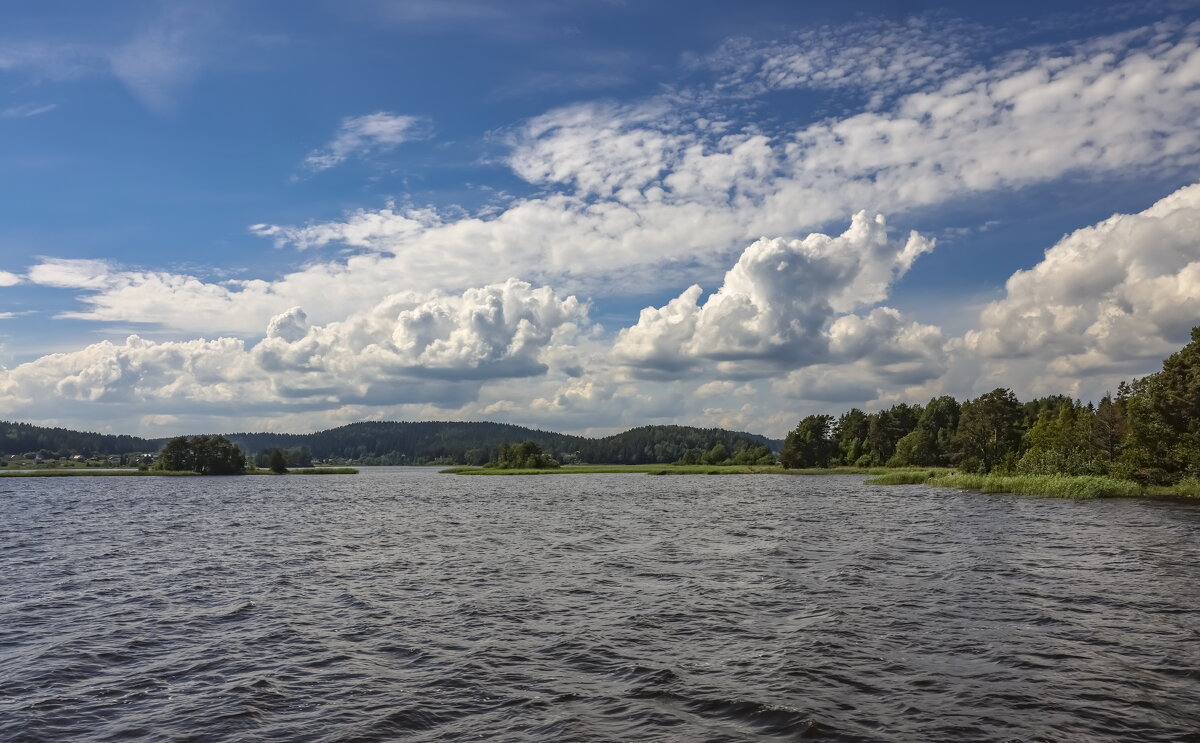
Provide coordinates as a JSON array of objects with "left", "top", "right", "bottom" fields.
[{"left": 3, "top": 469, "right": 1198, "bottom": 741}]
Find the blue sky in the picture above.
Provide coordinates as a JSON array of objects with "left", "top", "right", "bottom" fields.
[{"left": 2, "top": 0, "right": 1200, "bottom": 436}]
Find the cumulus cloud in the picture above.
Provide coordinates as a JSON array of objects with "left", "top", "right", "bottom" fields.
[
  {"left": 0, "top": 279, "right": 586, "bottom": 422},
  {"left": 303, "top": 113, "right": 429, "bottom": 173},
  {"left": 0, "top": 271, "right": 21, "bottom": 286},
  {"left": 613, "top": 212, "right": 935, "bottom": 375},
  {"left": 965, "top": 181, "right": 1200, "bottom": 380}
]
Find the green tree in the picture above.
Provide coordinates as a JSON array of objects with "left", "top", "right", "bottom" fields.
[
  {"left": 1092, "top": 393, "right": 1127, "bottom": 463},
  {"left": 157, "top": 435, "right": 246, "bottom": 475},
  {"left": 702, "top": 443, "right": 729, "bottom": 465},
  {"left": 1017, "top": 403, "right": 1101, "bottom": 476},
  {"left": 1120, "top": 327, "right": 1200, "bottom": 481},
  {"left": 781, "top": 415, "right": 835, "bottom": 469},
  {"left": 889, "top": 396, "right": 960, "bottom": 466},
  {"left": 269, "top": 449, "right": 289, "bottom": 474},
  {"left": 490, "top": 441, "right": 560, "bottom": 469},
  {"left": 833, "top": 409, "right": 870, "bottom": 465},
  {"left": 954, "top": 388, "right": 1022, "bottom": 473},
  {"left": 158, "top": 436, "right": 193, "bottom": 471}
]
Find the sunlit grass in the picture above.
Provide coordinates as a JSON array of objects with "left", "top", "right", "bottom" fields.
[
  {"left": 923, "top": 473, "right": 1143, "bottom": 498},
  {"left": 442, "top": 464, "right": 953, "bottom": 476}
]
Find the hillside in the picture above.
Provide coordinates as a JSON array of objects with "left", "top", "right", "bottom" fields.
[
  {"left": 2, "top": 419, "right": 780, "bottom": 466},
  {"left": 223, "top": 421, "right": 780, "bottom": 465}
]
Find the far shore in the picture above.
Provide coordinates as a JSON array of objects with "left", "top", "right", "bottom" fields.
[
  {"left": 439, "top": 464, "right": 909, "bottom": 476},
  {"left": 0, "top": 467, "right": 359, "bottom": 477}
]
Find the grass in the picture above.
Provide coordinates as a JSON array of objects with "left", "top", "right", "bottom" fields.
[
  {"left": 1147, "top": 477, "right": 1200, "bottom": 498},
  {"left": 444, "top": 463, "right": 784, "bottom": 475},
  {"left": 927, "top": 473, "right": 1145, "bottom": 498},
  {"left": 442, "top": 464, "right": 954, "bottom": 477},
  {"left": 867, "top": 471, "right": 1151, "bottom": 499},
  {"left": 865, "top": 469, "right": 945, "bottom": 485}
]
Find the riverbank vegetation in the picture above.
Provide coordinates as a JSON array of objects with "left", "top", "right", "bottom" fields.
[
  {"left": 784, "top": 328, "right": 1200, "bottom": 491},
  {"left": 157, "top": 435, "right": 247, "bottom": 475},
  {"left": 445, "top": 463, "right": 947, "bottom": 477},
  {"left": 866, "top": 472, "right": 1200, "bottom": 499}
]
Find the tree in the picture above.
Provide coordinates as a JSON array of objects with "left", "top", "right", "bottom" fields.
[
  {"left": 889, "top": 396, "right": 960, "bottom": 466},
  {"left": 269, "top": 449, "right": 289, "bottom": 474},
  {"left": 701, "top": 443, "right": 729, "bottom": 465},
  {"left": 157, "top": 435, "right": 246, "bottom": 475},
  {"left": 1017, "top": 403, "right": 1102, "bottom": 476},
  {"left": 954, "top": 388, "right": 1022, "bottom": 473},
  {"left": 833, "top": 409, "right": 870, "bottom": 465},
  {"left": 1092, "top": 393, "right": 1127, "bottom": 463},
  {"left": 158, "top": 436, "right": 193, "bottom": 471},
  {"left": 1120, "top": 327, "right": 1200, "bottom": 481},
  {"left": 489, "top": 441, "right": 560, "bottom": 469},
  {"left": 781, "top": 415, "right": 835, "bottom": 469}
]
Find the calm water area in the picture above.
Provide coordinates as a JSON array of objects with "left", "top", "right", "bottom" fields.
[{"left": 2, "top": 468, "right": 1199, "bottom": 742}]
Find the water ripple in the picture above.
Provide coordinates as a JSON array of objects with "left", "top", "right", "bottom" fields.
[{"left": 2, "top": 469, "right": 1199, "bottom": 741}]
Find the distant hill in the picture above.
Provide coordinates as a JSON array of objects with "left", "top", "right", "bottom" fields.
[
  {"left": 2, "top": 419, "right": 780, "bottom": 465},
  {"left": 1, "top": 420, "right": 160, "bottom": 457},
  {"left": 222, "top": 421, "right": 780, "bottom": 465}
]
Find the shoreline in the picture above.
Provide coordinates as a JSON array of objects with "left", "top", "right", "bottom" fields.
[{"left": 0, "top": 467, "right": 359, "bottom": 477}]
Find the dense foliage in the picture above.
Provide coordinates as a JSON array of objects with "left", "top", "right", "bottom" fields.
[
  {"left": 781, "top": 328, "right": 1200, "bottom": 484},
  {"left": 487, "top": 441, "right": 560, "bottom": 469},
  {"left": 0, "top": 420, "right": 777, "bottom": 466},
  {"left": 157, "top": 435, "right": 247, "bottom": 475},
  {"left": 221, "top": 422, "right": 776, "bottom": 466},
  {"left": 0, "top": 421, "right": 157, "bottom": 458}
]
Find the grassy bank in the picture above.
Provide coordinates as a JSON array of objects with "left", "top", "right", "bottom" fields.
[
  {"left": 441, "top": 465, "right": 796, "bottom": 477},
  {"left": 868, "top": 471, "right": 1200, "bottom": 499},
  {"left": 442, "top": 464, "right": 951, "bottom": 477}
]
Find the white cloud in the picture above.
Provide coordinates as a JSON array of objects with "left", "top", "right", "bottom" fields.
[
  {"left": 23, "top": 22, "right": 1200, "bottom": 338},
  {"left": 613, "top": 212, "right": 935, "bottom": 375},
  {"left": 1, "top": 103, "right": 57, "bottom": 119},
  {"left": 108, "top": 5, "right": 217, "bottom": 115},
  {"left": 303, "top": 113, "right": 429, "bottom": 172},
  {"left": 965, "top": 181, "right": 1200, "bottom": 382},
  {"left": 0, "top": 271, "right": 21, "bottom": 286},
  {"left": 0, "top": 279, "right": 587, "bottom": 422},
  {"left": 705, "top": 15, "right": 979, "bottom": 103}
]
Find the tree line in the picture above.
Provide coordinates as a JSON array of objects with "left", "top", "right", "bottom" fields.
[
  {"left": 221, "top": 422, "right": 777, "bottom": 466},
  {"left": 781, "top": 327, "right": 1200, "bottom": 484},
  {"left": 1, "top": 418, "right": 779, "bottom": 466}
]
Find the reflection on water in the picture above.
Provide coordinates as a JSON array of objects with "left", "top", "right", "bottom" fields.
[{"left": 2, "top": 468, "right": 1198, "bottom": 741}]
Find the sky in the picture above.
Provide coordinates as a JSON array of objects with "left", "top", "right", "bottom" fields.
[{"left": 2, "top": 0, "right": 1200, "bottom": 438}]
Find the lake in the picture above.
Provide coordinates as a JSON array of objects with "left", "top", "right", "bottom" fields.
[{"left": 2, "top": 469, "right": 1198, "bottom": 741}]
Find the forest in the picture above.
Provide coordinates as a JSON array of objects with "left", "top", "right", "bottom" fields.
[
  {"left": 0, "top": 419, "right": 778, "bottom": 467},
  {"left": 781, "top": 327, "right": 1200, "bottom": 484},
  {"left": 222, "top": 422, "right": 779, "bottom": 466}
]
